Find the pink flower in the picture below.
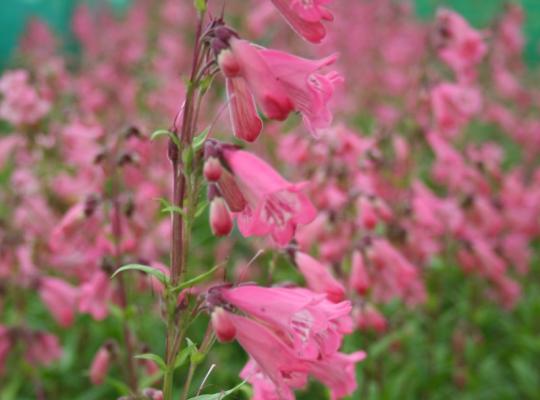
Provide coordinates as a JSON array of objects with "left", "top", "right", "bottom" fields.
[
  {"left": 218, "top": 285, "right": 352, "bottom": 358},
  {"left": 0, "top": 69, "right": 50, "bottom": 126},
  {"left": 25, "top": 331, "right": 62, "bottom": 366},
  {"left": 431, "top": 83, "right": 482, "bottom": 136},
  {"left": 90, "top": 346, "right": 111, "bottom": 385},
  {"left": 224, "top": 313, "right": 309, "bottom": 399},
  {"left": 350, "top": 250, "right": 370, "bottom": 295},
  {"left": 225, "top": 77, "right": 263, "bottom": 142},
  {"left": 220, "top": 38, "right": 342, "bottom": 136},
  {"left": 307, "top": 351, "right": 366, "bottom": 400},
  {"left": 258, "top": 47, "right": 342, "bottom": 135},
  {"left": 209, "top": 197, "right": 234, "bottom": 237},
  {"left": 271, "top": 0, "right": 333, "bottom": 43},
  {"left": 436, "top": 9, "right": 487, "bottom": 81},
  {"left": 355, "top": 305, "right": 387, "bottom": 333},
  {"left": 212, "top": 307, "right": 237, "bottom": 343},
  {"left": 218, "top": 147, "right": 316, "bottom": 245},
  {"left": 79, "top": 271, "right": 113, "bottom": 320},
  {"left": 240, "top": 359, "right": 287, "bottom": 400},
  {"left": 294, "top": 252, "right": 345, "bottom": 302},
  {"left": 39, "top": 277, "right": 78, "bottom": 327}
]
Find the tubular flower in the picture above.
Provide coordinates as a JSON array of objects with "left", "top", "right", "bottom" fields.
[
  {"left": 208, "top": 299, "right": 363, "bottom": 400},
  {"left": 225, "top": 313, "right": 309, "bottom": 399},
  {"left": 271, "top": 0, "right": 334, "bottom": 44},
  {"left": 294, "top": 251, "right": 345, "bottom": 302},
  {"left": 218, "top": 285, "right": 352, "bottom": 359},
  {"left": 219, "top": 147, "right": 317, "bottom": 246},
  {"left": 435, "top": 9, "right": 487, "bottom": 81},
  {"left": 219, "top": 37, "right": 342, "bottom": 137}
]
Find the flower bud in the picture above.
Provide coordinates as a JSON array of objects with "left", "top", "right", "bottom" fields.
[
  {"left": 218, "top": 49, "right": 241, "bottom": 78},
  {"left": 203, "top": 157, "right": 222, "bottom": 182},
  {"left": 210, "top": 197, "right": 233, "bottom": 237},
  {"left": 350, "top": 251, "right": 370, "bottom": 295},
  {"left": 90, "top": 346, "right": 111, "bottom": 385},
  {"left": 211, "top": 307, "right": 236, "bottom": 342}
]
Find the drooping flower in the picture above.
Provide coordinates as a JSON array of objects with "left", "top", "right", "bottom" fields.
[
  {"left": 307, "top": 351, "right": 366, "bottom": 400},
  {"left": 90, "top": 345, "right": 111, "bottom": 385},
  {"left": 294, "top": 251, "right": 345, "bottom": 302},
  {"left": 78, "top": 271, "right": 113, "bottom": 320},
  {"left": 435, "top": 9, "right": 487, "bottom": 81},
  {"left": 218, "top": 285, "right": 352, "bottom": 358},
  {"left": 350, "top": 250, "right": 370, "bottom": 295},
  {"left": 271, "top": 0, "right": 334, "bottom": 44},
  {"left": 209, "top": 197, "right": 234, "bottom": 237},
  {"left": 430, "top": 82, "right": 482, "bottom": 137},
  {"left": 219, "top": 37, "right": 342, "bottom": 136},
  {"left": 39, "top": 277, "right": 78, "bottom": 327},
  {"left": 218, "top": 147, "right": 316, "bottom": 246},
  {"left": 223, "top": 313, "right": 309, "bottom": 399}
]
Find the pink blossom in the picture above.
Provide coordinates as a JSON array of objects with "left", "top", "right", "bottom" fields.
[
  {"left": 90, "top": 346, "right": 111, "bottom": 385},
  {"left": 25, "top": 331, "right": 62, "bottom": 366},
  {"left": 271, "top": 0, "right": 333, "bottom": 43},
  {"left": 431, "top": 83, "right": 482, "bottom": 136},
  {"left": 436, "top": 9, "right": 487, "bottom": 81},
  {"left": 350, "top": 250, "right": 370, "bottom": 295},
  {"left": 294, "top": 252, "right": 345, "bottom": 302},
  {"left": 219, "top": 148, "right": 316, "bottom": 246},
  {"left": 39, "top": 277, "right": 78, "bottom": 327},
  {"left": 307, "top": 351, "right": 366, "bottom": 400},
  {"left": 209, "top": 197, "right": 234, "bottom": 237},
  {"left": 78, "top": 271, "right": 113, "bottom": 320},
  {"left": 224, "top": 313, "right": 309, "bottom": 399},
  {"left": 218, "top": 285, "right": 352, "bottom": 358},
  {"left": 225, "top": 77, "right": 263, "bottom": 142},
  {"left": 0, "top": 70, "right": 50, "bottom": 126},
  {"left": 221, "top": 38, "right": 342, "bottom": 136}
]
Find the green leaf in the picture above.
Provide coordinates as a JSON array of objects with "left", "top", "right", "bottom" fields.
[
  {"left": 111, "top": 264, "right": 168, "bottom": 286},
  {"left": 151, "top": 129, "right": 181, "bottom": 149},
  {"left": 175, "top": 338, "right": 198, "bottom": 369},
  {"left": 195, "top": 199, "right": 209, "bottom": 218},
  {"left": 135, "top": 353, "right": 168, "bottom": 372},
  {"left": 193, "top": 127, "right": 210, "bottom": 152},
  {"left": 162, "top": 205, "right": 186, "bottom": 217},
  {"left": 194, "top": 0, "right": 206, "bottom": 13},
  {"left": 172, "top": 264, "right": 221, "bottom": 293},
  {"left": 188, "top": 380, "right": 246, "bottom": 400}
]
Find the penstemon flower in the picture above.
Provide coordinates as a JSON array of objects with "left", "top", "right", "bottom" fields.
[
  {"left": 270, "top": 0, "right": 334, "bottom": 43},
  {"left": 208, "top": 144, "right": 317, "bottom": 245},
  {"left": 217, "top": 36, "right": 342, "bottom": 137}
]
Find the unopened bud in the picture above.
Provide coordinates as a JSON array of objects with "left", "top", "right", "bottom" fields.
[
  {"left": 204, "top": 157, "right": 222, "bottom": 182},
  {"left": 89, "top": 346, "right": 111, "bottom": 385},
  {"left": 211, "top": 307, "right": 236, "bottom": 342},
  {"left": 210, "top": 198, "right": 233, "bottom": 237},
  {"left": 218, "top": 49, "right": 241, "bottom": 78}
]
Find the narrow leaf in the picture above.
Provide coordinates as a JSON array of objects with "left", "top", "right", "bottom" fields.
[
  {"left": 135, "top": 353, "right": 168, "bottom": 372},
  {"left": 193, "top": 127, "right": 210, "bottom": 152},
  {"left": 172, "top": 264, "right": 221, "bottom": 293},
  {"left": 151, "top": 129, "right": 181, "bottom": 149},
  {"left": 188, "top": 380, "right": 246, "bottom": 400},
  {"left": 111, "top": 264, "right": 168, "bottom": 285}
]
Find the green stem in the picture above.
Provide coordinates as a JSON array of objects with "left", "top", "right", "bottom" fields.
[{"left": 162, "top": 6, "right": 207, "bottom": 400}]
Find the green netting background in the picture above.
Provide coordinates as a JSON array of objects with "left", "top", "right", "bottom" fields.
[{"left": 0, "top": 0, "right": 539, "bottom": 67}]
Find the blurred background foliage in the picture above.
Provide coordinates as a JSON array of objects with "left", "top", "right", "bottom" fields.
[
  {"left": 1, "top": 1, "right": 540, "bottom": 400},
  {"left": 1, "top": 0, "right": 540, "bottom": 68}
]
